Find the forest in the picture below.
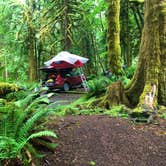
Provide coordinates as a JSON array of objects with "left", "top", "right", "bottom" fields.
[{"left": 0, "top": 0, "right": 166, "bottom": 165}]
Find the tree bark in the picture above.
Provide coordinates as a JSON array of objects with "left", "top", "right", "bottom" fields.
[
  {"left": 100, "top": 0, "right": 166, "bottom": 109},
  {"left": 29, "top": 0, "right": 37, "bottom": 82},
  {"left": 29, "top": 26, "right": 37, "bottom": 82},
  {"left": 125, "top": 0, "right": 166, "bottom": 107},
  {"left": 123, "top": 0, "right": 131, "bottom": 67},
  {"left": 107, "top": 0, "right": 123, "bottom": 75},
  {"left": 61, "top": 0, "right": 72, "bottom": 51},
  {"left": 158, "top": 0, "right": 166, "bottom": 105}
]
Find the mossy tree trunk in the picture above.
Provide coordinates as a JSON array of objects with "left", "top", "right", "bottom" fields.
[
  {"left": 61, "top": 0, "right": 72, "bottom": 51},
  {"left": 107, "top": 0, "right": 123, "bottom": 75},
  {"left": 121, "top": 0, "right": 131, "bottom": 67},
  {"left": 158, "top": 0, "right": 166, "bottom": 105},
  {"left": 99, "top": 0, "right": 166, "bottom": 109},
  {"left": 29, "top": 27, "right": 37, "bottom": 82},
  {"left": 125, "top": 0, "right": 166, "bottom": 107},
  {"left": 28, "top": 0, "right": 37, "bottom": 82}
]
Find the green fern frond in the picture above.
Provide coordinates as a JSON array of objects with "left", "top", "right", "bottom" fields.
[
  {"left": 14, "top": 94, "right": 50, "bottom": 137},
  {"left": 27, "top": 131, "right": 57, "bottom": 140},
  {"left": 33, "top": 138, "right": 58, "bottom": 150},
  {"left": 17, "top": 131, "right": 56, "bottom": 152},
  {"left": 88, "top": 76, "right": 111, "bottom": 96},
  {"left": 0, "top": 87, "right": 57, "bottom": 163},
  {"left": 0, "top": 136, "right": 19, "bottom": 159},
  {"left": 17, "top": 109, "right": 48, "bottom": 142}
]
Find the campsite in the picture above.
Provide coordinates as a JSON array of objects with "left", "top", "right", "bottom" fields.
[{"left": 0, "top": 0, "right": 166, "bottom": 165}]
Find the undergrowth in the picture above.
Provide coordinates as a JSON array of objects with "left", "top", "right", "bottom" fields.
[
  {"left": 0, "top": 85, "right": 57, "bottom": 165},
  {"left": 50, "top": 94, "right": 129, "bottom": 118}
]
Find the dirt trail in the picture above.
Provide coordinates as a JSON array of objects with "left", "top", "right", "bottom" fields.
[
  {"left": 49, "top": 92, "right": 83, "bottom": 105},
  {"left": 41, "top": 115, "right": 166, "bottom": 166}
]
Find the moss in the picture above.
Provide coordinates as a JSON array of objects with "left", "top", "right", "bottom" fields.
[
  {"left": 97, "top": 81, "right": 130, "bottom": 109},
  {"left": 138, "top": 80, "right": 158, "bottom": 107},
  {"left": 107, "top": 0, "right": 123, "bottom": 75},
  {"left": 104, "top": 105, "right": 129, "bottom": 118},
  {"left": 0, "top": 82, "right": 19, "bottom": 97}
]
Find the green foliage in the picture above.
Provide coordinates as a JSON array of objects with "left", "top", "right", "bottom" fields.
[
  {"left": 0, "top": 88, "right": 56, "bottom": 164},
  {"left": 51, "top": 94, "right": 129, "bottom": 119},
  {"left": 130, "top": 0, "right": 144, "bottom": 3},
  {"left": 161, "top": 113, "right": 166, "bottom": 119},
  {"left": 124, "top": 60, "right": 137, "bottom": 79},
  {"left": 90, "top": 161, "right": 96, "bottom": 166},
  {"left": 159, "top": 107, "right": 166, "bottom": 119},
  {"left": 79, "top": 108, "right": 104, "bottom": 115},
  {"left": 119, "top": 76, "right": 131, "bottom": 86},
  {"left": 87, "top": 76, "right": 111, "bottom": 96},
  {"left": 104, "top": 105, "right": 128, "bottom": 118},
  {"left": 0, "top": 82, "right": 19, "bottom": 96},
  {"left": 0, "top": 0, "right": 142, "bottom": 82}
]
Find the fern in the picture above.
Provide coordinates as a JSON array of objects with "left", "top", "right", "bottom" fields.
[
  {"left": 15, "top": 131, "right": 57, "bottom": 155},
  {"left": 17, "top": 109, "right": 51, "bottom": 143},
  {"left": 0, "top": 90, "right": 57, "bottom": 163},
  {"left": 88, "top": 76, "right": 111, "bottom": 96},
  {"left": 14, "top": 94, "right": 50, "bottom": 137}
]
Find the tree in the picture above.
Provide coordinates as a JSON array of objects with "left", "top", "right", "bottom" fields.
[
  {"left": 130, "top": 0, "right": 144, "bottom": 36},
  {"left": 60, "top": 0, "right": 73, "bottom": 51},
  {"left": 107, "top": 0, "right": 123, "bottom": 75},
  {"left": 121, "top": 0, "right": 131, "bottom": 67},
  {"left": 125, "top": 0, "right": 166, "bottom": 107},
  {"left": 98, "top": 0, "right": 166, "bottom": 109}
]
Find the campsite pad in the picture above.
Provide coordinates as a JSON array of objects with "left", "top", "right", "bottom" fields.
[
  {"left": 49, "top": 91, "right": 84, "bottom": 106},
  {"left": 40, "top": 115, "right": 166, "bottom": 166}
]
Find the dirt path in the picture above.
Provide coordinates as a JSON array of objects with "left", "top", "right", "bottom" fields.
[
  {"left": 41, "top": 116, "right": 166, "bottom": 166},
  {"left": 49, "top": 92, "right": 83, "bottom": 105}
]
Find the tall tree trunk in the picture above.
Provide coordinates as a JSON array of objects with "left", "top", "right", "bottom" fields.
[
  {"left": 107, "top": 0, "right": 123, "bottom": 75},
  {"left": 123, "top": 0, "right": 131, "bottom": 67},
  {"left": 62, "top": 0, "right": 72, "bottom": 51},
  {"left": 125, "top": 0, "right": 166, "bottom": 107},
  {"left": 29, "top": 0, "right": 37, "bottom": 82},
  {"left": 98, "top": 0, "right": 166, "bottom": 109},
  {"left": 29, "top": 27, "right": 37, "bottom": 82},
  {"left": 158, "top": 0, "right": 166, "bottom": 105}
]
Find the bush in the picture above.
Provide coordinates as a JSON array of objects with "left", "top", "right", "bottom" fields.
[
  {"left": 104, "top": 105, "right": 128, "bottom": 118},
  {"left": 124, "top": 61, "right": 137, "bottom": 79},
  {"left": 0, "top": 89, "right": 57, "bottom": 165},
  {"left": 87, "top": 76, "right": 111, "bottom": 96}
]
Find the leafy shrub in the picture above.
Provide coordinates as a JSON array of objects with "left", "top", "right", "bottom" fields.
[
  {"left": 79, "top": 108, "right": 104, "bottom": 115},
  {"left": 0, "top": 82, "right": 19, "bottom": 97},
  {"left": 87, "top": 76, "right": 111, "bottom": 96},
  {"left": 124, "top": 61, "right": 137, "bottom": 79},
  {"left": 119, "top": 76, "right": 131, "bottom": 86},
  {"left": 0, "top": 91, "right": 57, "bottom": 165},
  {"left": 160, "top": 112, "right": 166, "bottom": 119},
  {"left": 104, "top": 105, "right": 128, "bottom": 118}
]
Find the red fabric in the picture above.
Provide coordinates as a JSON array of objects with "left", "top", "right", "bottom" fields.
[
  {"left": 55, "top": 74, "right": 64, "bottom": 85},
  {"left": 50, "top": 60, "right": 84, "bottom": 69},
  {"left": 74, "top": 60, "right": 84, "bottom": 67}
]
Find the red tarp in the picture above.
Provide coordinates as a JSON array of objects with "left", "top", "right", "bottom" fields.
[
  {"left": 50, "top": 60, "right": 84, "bottom": 69},
  {"left": 44, "top": 51, "right": 89, "bottom": 69}
]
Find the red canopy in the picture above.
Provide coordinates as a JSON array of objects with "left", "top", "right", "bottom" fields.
[
  {"left": 50, "top": 60, "right": 84, "bottom": 69},
  {"left": 44, "top": 51, "right": 89, "bottom": 69}
]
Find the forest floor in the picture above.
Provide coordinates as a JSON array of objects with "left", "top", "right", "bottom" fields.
[
  {"left": 49, "top": 91, "right": 83, "bottom": 105},
  {"left": 39, "top": 92, "right": 166, "bottom": 166}
]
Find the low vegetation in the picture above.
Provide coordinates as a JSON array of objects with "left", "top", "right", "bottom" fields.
[
  {"left": 0, "top": 87, "right": 57, "bottom": 165},
  {"left": 0, "top": 0, "right": 165, "bottom": 165}
]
